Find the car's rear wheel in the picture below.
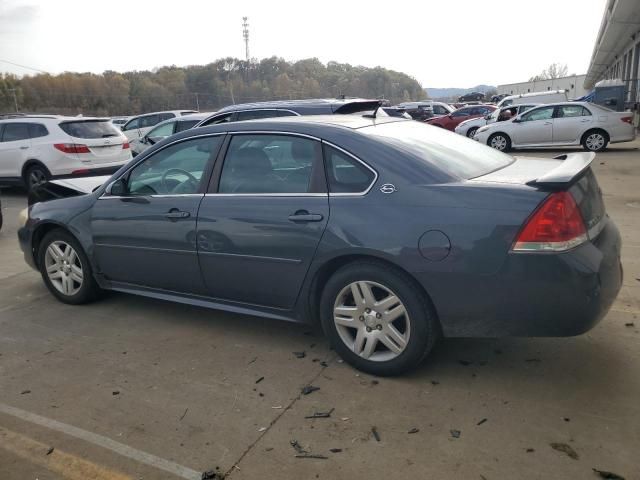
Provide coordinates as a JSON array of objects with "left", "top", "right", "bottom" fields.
[
  {"left": 488, "top": 132, "right": 511, "bottom": 151},
  {"left": 466, "top": 126, "right": 479, "bottom": 138},
  {"left": 38, "top": 229, "right": 101, "bottom": 304},
  {"left": 582, "top": 129, "right": 609, "bottom": 152},
  {"left": 320, "top": 261, "right": 438, "bottom": 376},
  {"left": 24, "top": 165, "right": 50, "bottom": 192}
]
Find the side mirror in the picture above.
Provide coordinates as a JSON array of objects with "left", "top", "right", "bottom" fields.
[{"left": 107, "top": 178, "right": 127, "bottom": 196}]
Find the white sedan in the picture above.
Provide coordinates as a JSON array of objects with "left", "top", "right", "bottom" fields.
[
  {"left": 474, "top": 102, "right": 636, "bottom": 152},
  {"left": 454, "top": 104, "right": 538, "bottom": 138}
]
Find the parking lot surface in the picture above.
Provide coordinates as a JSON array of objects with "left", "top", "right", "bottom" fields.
[{"left": 1, "top": 142, "right": 639, "bottom": 479}]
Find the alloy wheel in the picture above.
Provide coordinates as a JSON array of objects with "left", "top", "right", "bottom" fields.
[
  {"left": 28, "top": 169, "right": 47, "bottom": 189},
  {"left": 467, "top": 127, "right": 478, "bottom": 138},
  {"left": 44, "top": 241, "right": 83, "bottom": 296},
  {"left": 585, "top": 133, "right": 605, "bottom": 151},
  {"left": 490, "top": 135, "right": 507, "bottom": 150},
  {"left": 333, "top": 281, "right": 411, "bottom": 362}
]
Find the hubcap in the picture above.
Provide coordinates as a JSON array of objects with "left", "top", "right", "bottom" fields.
[
  {"left": 490, "top": 135, "right": 507, "bottom": 150},
  {"left": 44, "top": 241, "right": 83, "bottom": 296},
  {"left": 333, "top": 281, "right": 410, "bottom": 362},
  {"left": 586, "top": 134, "right": 604, "bottom": 151}
]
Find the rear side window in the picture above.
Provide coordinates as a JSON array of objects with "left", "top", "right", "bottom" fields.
[
  {"left": 278, "top": 110, "right": 298, "bottom": 117},
  {"left": 28, "top": 123, "right": 49, "bottom": 138},
  {"left": 236, "top": 110, "right": 280, "bottom": 121},
  {"left": 1, "top": 123, "right": 30, "bottom": 142},
  {"left": 323, "top": 145, "right": 375, "bottom": 194},
  {"left": 175, "top": 120, "right": 199, "bottom": 132},
  {"left": 159, "top": 113, "right": 175, "bottom": 122},
  {"left": 59, "top": 121, "right": 120, "bottom": 139},
  {"left": 432, "top": 105, "right": 449, "bottom": 115},
  {"left": 200, "top": 113, "right": 233, "bottom": 127},
  {"left": 557, "top": 105, "right": 591, "bottom": 118}
]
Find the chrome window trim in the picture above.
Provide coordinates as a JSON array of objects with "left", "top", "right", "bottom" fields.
[
  {"left": 99, "top": 133, "right": 226, "bottom": 199},
  {"left": 200, "top": 109, "right": 301, "bottom": 127},
  {"left": 204, "top": 193, "right": 328, "bottom": 197}
]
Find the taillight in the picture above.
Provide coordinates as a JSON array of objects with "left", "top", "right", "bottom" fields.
[
  {"left": 512, "top": 191, "right": 587, "bottom": 252},
  {"left": 54, "top": 143, "right": 91, "bottom": 154},
  {"left": 122, "top": 142, "right": 130, "bottom": 149},
  {"left": 621, "top": 116, "right": 633, "bottom": 124}
]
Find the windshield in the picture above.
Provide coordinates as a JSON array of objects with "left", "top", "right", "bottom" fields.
[{"left": 361, "top": 120, "right": 514, "bottom": 179}]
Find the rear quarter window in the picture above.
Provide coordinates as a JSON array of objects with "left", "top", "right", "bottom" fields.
[
  {"left": 28, "top": 123, "right": 49, "bottom": 138},
  {"left": 362, "top": 121, "right": 514, "bottom": 180},
  {"left": 59, "top": 121, "right": 121, "bottom": 139}
]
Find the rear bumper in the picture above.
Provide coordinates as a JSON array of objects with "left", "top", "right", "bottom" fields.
[
  {"left": 53, "top": 165, "right": 123, "bottom": 180},
  {"left": 418, "top": 218, "right": 622, "bottom": 337}
]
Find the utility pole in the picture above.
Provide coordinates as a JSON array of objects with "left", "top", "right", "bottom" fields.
[
  {"left": 8, "top": 88, "right": 18, "bottom": 112},
  {"left": 242, "top": 17, "right": 250, "bottom": 62},
  {"left": 195, "top": 92, "right": 200, "bottom": 111}
]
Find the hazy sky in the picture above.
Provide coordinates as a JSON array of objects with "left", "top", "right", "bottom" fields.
[{"left": 0, "top": 0, "right": 605, "bottom": 88}]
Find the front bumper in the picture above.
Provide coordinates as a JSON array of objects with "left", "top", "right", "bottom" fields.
[
  {"left": 18, "top": 223, "right": 37, "bottom": 270},
  {"left": 417, "top": 218, "right": 622, "bottom": 337}
]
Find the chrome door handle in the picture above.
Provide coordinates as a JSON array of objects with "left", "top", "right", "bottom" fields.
[
  {"left": 165, "top": 210, "right": 190, "bottom": 220},
  {"left": 288, "top": 211, "right": 323, "bottom": 222}
]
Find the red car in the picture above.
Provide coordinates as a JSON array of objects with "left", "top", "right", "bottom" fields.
[{"left": 426, "top": 105, "right": 497, "bottom": 131}]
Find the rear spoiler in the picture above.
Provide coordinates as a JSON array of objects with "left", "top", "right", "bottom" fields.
[{"left": 527, "top": 152, "right": 595, "bottom": 188}]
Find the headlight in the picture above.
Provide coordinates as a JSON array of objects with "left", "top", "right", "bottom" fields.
[{"left": 18, "top": 208, "right": 29, "bottom": 227}]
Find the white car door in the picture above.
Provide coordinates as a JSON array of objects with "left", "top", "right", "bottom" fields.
[
  {"left": 0, "top": 123, "right": 32, "bottom": 178},
  {"left": 510, "top": 105, "right": 555, "bottom": 146},
  {"left": 552, "top": 105, "right": 593, "bottom": 144}
]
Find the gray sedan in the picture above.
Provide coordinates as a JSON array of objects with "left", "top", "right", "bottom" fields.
[{"left": 18, "top": 116, "right": 622, "bottom": 375}]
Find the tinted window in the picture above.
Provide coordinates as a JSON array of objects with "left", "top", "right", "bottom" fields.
[
  {"left": 451, "top": 109, "right": 471, "bottom": 118},
  {"left": 126, "top": 136, "right": 221, "bottom": 195},
  {"left": 1, "top": 123, "right": 30, "bottom": 142},
  {"left": 361, "top": 121, "right": 513, "bottom": 180},
  {"left": 138, "top": 115, "right": 160, "bottom": 128},
  {"left": 520, "top": 106, "right": 554, "bottom": 122},
  {"left": 557, "top": 105, "right": 591, "bottom": 117},
  {"left": 277, "top": 110, "right": 298, "bottom": 117},
  {"left": 175, "top": 120, "right": 199, "bottom": 132},
  {"left": 122, "top": 118, "right": 139, "bottom": 131},
  {"left": 200, "top": 113, "right": 233, "bottom": 127},
  {"left": 28, "top": 123, "right": 49, "bottom": 139},
  {"left": 159, "top": 113, "right": 175, "bottom": 122},
  {"left": 59, "top": 121, "right": 120, "bottom": 139},
  {"left": 219, "top": 134, "right": 317, "bottom": 194},
  {"left": 432, "top": 105, "right": 449, "bottom": 115},
  {"left": 236, "top": 110, "right": 280, "bottom": 121},
  {"left": 324, "top": 145, "right": 375, "bottom": 193}
]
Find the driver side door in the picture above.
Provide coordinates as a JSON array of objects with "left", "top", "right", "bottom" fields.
[{"left": 91, "top": 134, "right": 224, "bottom": 294}]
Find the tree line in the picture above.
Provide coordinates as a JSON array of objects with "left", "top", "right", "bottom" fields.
[{"left": 0, "top": 57, "right": 427, "bottom": 116}]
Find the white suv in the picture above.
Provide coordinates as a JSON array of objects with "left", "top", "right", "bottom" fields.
[{"left": 0, "top": 116, "right": 132, "bottom": 191}]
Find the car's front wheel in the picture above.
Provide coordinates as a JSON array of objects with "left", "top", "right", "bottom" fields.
[
  {"left": 320, "top": 261, "right": 438, "bottom": 376},
  {"left": 38, "top": 229, "right": 101, "bottom": 304},
  {"left": 466, "top": 126, "right": 479, "bottom": 138},
  {"left": 488, "top": 132, "right": 511, "bottom": 151}
]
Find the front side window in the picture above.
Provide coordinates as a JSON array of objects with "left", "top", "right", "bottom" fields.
[
  {"left": 175, "top": 120, "right": 199, "bottom": 133},
  {"left": 126, "top": 136, "right": 222, "bottom": 195},
  {"left": 138, "top": 115, "right": 160, "bottom": 128},
  {"left": 122, "top": 118, "right": 139, "bottom": 131},
  {"left": 1, "top": 123, "right": 30, "bottom": 142},
  {"left": 159, "top": 112, "right": 175, "bottom": 122},
  {"left": 323, "top": 145, "right": 375, "bottom": 194},
  {"left": 520, "top": 106, "right": 554, "bottom": 122},
  {"left": 218, "top": 134, "right": 318, "bottom": 194},
  {"left": 432, "top": 105, "right": 449, "bottom": 115},
  {"left": 557, "top": 105, "right": 591, "bottom": 118},
  {"left": 147, "top": 121, "right": 176, "bottom": 139}
]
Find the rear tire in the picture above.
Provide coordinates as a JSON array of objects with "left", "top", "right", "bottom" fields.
[
  {"left": 488, "top": 132, "right": 511, "bottom": 152},
  {"left": 320, "top": 261, "right": 438, "bottom": 376},
  {"left": 24, "top": 165, "right": 50, "bottom": 193},
  {"left": 581, "top": 129, "right": 609, "bottom": 152},
  {"left": 38, "top": 229, "right": 101, "bottom": 305}
]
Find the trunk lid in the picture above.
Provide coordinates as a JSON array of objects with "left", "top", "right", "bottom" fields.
[{"left": 58, "top": 119, "right": 128, "bottom": 164}]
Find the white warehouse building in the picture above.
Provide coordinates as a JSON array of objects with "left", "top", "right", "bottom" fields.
[
  {"left": 585, "top": 0, "right": 640, "bottom": 107},
  {"left": 497, "top": 75, "right": 588, "bottom": 99}
]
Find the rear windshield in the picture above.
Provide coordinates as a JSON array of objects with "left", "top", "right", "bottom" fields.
[
  {"left": 361, "top": 121, "right": 514, "bottom": 179},
  {"left": 59, "top": 120, "right": 120, "bottom": 139}
]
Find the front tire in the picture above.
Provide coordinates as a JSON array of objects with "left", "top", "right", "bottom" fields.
[
  {"left": 320, "top": 261, "right": 438, "bottom": 376},
  {"left": 488, "top": 132, "right": 511, "bottom": 152},
  {"left": 466, "top": 126, "right": 479, "bottom": 138},
  {"left": 582, "top": 130, "right": 609, "bottom": 152},
  {"left": 38, "top": 229, "right": 101, "bottom": 304}
]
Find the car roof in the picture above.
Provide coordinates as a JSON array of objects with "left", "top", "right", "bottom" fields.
[
  {"left": 0, "top": 115, "right": 110, "bottom": 123},
  {"left": 148, "top": 112, "right": 216, "bottom": 129},
  {"left": 128, "top": 110, "right": 196, "bottom": 120},
  {"left": 216, "top": 98, "right": 380, "bottom": 114}
]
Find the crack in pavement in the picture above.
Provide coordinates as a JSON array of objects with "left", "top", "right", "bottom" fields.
[{"left": 224, "top": 354, "right": 336, "bottom": 477}]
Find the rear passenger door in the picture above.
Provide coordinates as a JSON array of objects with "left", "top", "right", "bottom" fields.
[
  {"left": 0, "top": 123, "right": 32, "bottom": 178},
  {"left": 552, "top": 105, "right": 593, "bottom": 144},
  {"left": 196, "top": 133, "right": 329, "bottom": 309}
]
